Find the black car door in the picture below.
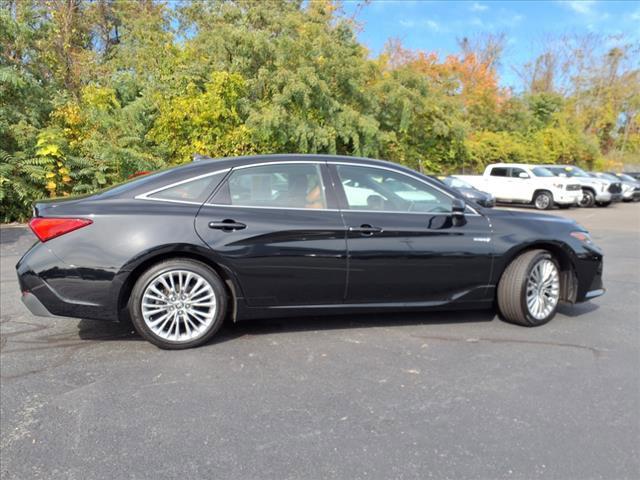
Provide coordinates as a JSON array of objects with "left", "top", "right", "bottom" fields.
[
  {"left": 195, "top": 161, "right": 347, "bottom": 307},
  {"left": 329, "top": 163, "right": 494, "bottom": 305}
]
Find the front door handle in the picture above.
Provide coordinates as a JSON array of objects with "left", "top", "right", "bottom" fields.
[
  {"left": 348, "top": 224, "right": 383, "bottom": 236},
  {"left": 208, "top": 219, "right": 246, "bottom": 231}
]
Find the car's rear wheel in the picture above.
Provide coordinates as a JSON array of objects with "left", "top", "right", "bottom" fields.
[
  {"left": 579, "top": 189, "right": 595, "bottom": 208},
  {"left": 533, "top": 191, "right": 553, "bottom": 210},
  {"left": 129, "top": 259, "right": 227, "bottom": 349},
  {"left": 497, "top": 249, "right": 561, "bottom": 327}
]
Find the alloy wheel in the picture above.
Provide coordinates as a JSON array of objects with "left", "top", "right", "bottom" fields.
[
  {"left": 535, "top": 194, "right": 551, "bottom": 210},
  {"left": 525, "top": 259, "right": 560, "bottom": 320},
  {"left": 141, "top": 270, "right": 217, "bottom": 342}
]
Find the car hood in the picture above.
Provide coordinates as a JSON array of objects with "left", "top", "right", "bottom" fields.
[{"left": 486, "top": 208, "right": 581, "bottom": 229}]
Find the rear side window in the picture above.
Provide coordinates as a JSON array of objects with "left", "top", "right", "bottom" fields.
[
  {"left": 211, "top": 163, "right": 327, "bottom": 209},
  {"left": 149, "top": 172, "right": 227, "bottom": 203},
  {"left": 489, "top": 167, "right": 508, "bottom": 177}
]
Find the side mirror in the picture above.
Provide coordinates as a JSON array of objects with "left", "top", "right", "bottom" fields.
[
  {"left": 451, "top": 198, "right": 466, "bottom": 226},
  {"left": 518, "top": 172, "right": 530, "bottom": 179}
]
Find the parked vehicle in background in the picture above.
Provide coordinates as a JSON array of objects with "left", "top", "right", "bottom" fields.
[
  {"left": 456, "top": 163, "right": 582, "bottom": 210},
  {"left": 431, "top": 175, "right": 495, "bottom": 208},
  {"left": 543, "top": 165, "right": 621, "bottom": 207},
  {"left": 623, "top": 172, "right": 640, "bottom": 181},
  {"left": 17, "top": 154, "right": 605, "bottom": 349},
  {"left": 589, "top": 172, "right": 640, "bottom": 202}
]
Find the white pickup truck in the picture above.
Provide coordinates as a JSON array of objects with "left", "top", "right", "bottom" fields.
[{"left": 455, "top": 163, "right": 582, "bottom": 210}]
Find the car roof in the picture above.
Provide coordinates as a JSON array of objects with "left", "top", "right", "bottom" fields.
[
  {"left": 95, "top": 154, "right": 443, "bottom": 199},
  {"left": 486, "top": 163, "right": 537, "bottom": 169}
]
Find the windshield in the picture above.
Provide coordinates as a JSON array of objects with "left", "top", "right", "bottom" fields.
[
  {"left": 531, "top": 167, "right": 554, "bottom": 177},
  {"left": 592, "top": 173, "right": 619, "bottom": 182},
  {"left": 616, "top": 173, "right": 637, "bottom": 182},
  {"left": 444, "top": 177, "right": 474, "bottom": 189},
  {"left": 548, "top": 166, "right": 590, "bottom": 178}
]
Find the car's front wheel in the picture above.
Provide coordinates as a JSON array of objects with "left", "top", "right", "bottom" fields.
[
  {"left": 497, "top": 249, "right": 561, "bottom": 327},
  {"left": 129, "top": 259, "right": 227, "bottom": 349},
  {"left": 533, "top": 191, "right": 553, "bottom": 210},
  {"left": 579, "top": 189, "right": 595, "bottom": 208}
]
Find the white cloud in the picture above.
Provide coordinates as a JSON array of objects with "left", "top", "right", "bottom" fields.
[
  {"left": 471, "top": 2, "right": 489, "bottom": 12},
  {"left": 399, "top": 18, "right": 445, "bottom": 32},
  {"left": 560, "top": 1, "right": 597, "bottom": 15},
  {"left": 425, "top": 19, "right": 441, "bottom": 31},
  {"left": 399, "top": 19, "right": 417, "bottom": 28}
]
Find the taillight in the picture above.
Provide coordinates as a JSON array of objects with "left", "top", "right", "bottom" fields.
[{"left": 28, "top": 218, "right": 93, "bottom": 242}]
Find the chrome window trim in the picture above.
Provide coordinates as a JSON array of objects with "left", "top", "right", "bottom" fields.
[
  {"left": 135, "top": 159, "right": 481, "bottom": 216},
  {"left": 135, "top": 168, "right": 230, "bottom": 203}
]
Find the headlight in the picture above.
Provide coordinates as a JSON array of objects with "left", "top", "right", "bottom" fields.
[
  {"left": 622, "top": 184, "right": 632, "bottom": 192},
  {"left": 462, "top": 192, "right": 474, "bottom": 199},
  {"left": 570, "top": 231, "right": 593, "bottom": 245}
]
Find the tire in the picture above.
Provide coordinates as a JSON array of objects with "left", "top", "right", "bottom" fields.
[
  {"left": 129, "top": 259, "right": 227, "bottom": 349},
  {"left": 579, "top": 189, "right": 595, "bottom": 208},
  {"left": 533, "top": 191, "right": 553, "bottom": 210},
  {"left": 596, "top": 201, "right": 611, "bottom": 207},
  {"left": 497, "top": 249, "right": 561, "bottom": 327}
]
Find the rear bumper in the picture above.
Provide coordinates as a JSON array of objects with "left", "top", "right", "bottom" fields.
[
  {"left": 16, "top": 242, "right": 117, "bottom": 321},
  {"left": 21, "top": 291, "right": 55, "bottom": 317}
]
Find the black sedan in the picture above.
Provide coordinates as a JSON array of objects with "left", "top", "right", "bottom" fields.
[
  {"left": 432, "top": 175, "right": 495, "bottom": 207},
  {"left": 17, "top": 155, "right": 605, "bottom": 349}
]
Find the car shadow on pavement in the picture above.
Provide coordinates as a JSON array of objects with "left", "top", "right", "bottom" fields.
[
  {"left": 75, "top": 301, "right": 600, "bottom": 347},
  {"left": 76, "top": 309, "right": 498, "bottom": 346},
  {"left": 557, "top": 301, "right": 600, "bottom": 317}
]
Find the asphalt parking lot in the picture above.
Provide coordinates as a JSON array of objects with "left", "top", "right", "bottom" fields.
[{"left": 1, "top": 203, "right": 639, "bottom": 480}]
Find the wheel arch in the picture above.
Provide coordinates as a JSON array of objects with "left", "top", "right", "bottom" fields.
[
  {"left": 114, "top": 245, "right": 242, "bottom": 322},
  {"left": 531, "top": 189, "right": 553, "bottom": 202},
  {"left": 497, "top": 241, "right": 578, "bottom": 303}
]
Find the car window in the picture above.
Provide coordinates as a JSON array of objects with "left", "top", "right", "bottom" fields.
[
  {"left": 511, "top": 167, "right": 528, "bottom": 178},
  {"left": 489, "top": 167, "right": 509, "bottom": 177},
  {"left": 149, "top": 172, "right": 227, "bottom": 202},
  {"left": 335, "top": 165, "right": 452, "bottom": 213},
  {"left": 211, "top": 163, "right": 327, "bottom": 209}
]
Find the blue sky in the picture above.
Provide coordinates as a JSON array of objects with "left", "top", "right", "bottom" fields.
[{"left": 341, "top": 0, "right": 640, "bottom": 90}]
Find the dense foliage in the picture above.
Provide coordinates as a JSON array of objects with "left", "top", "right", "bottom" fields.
[{"left": 1, "top": 0, "right": 639, "bottom": 221}]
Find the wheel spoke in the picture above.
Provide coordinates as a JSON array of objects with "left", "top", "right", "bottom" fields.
[
  {"left": 525, "top": 259, "right": 559, "bottom": 320},
  {"left": 141, "top": 269, "right": 217, "bottom": 343}
]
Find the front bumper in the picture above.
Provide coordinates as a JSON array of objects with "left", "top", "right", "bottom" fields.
[
  {"left": 622, "top": 189, "right": 640, "bottom": 201},
  {"left": 574, "top": 247, "right": 605, "bottom": 303},
  {"left": 555, "top": 191, "right": 581, "bottom": 205},
  {"left": 595, "top": 191, "right": 612, "bottom": 202}
]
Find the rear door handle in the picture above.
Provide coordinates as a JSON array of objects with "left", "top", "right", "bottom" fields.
[
  {"left": 348, "top": 224, "right": 383, "bottom": 235},
  {"left": 208, "top": 219, "right": 246, "bottom": 231}
]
